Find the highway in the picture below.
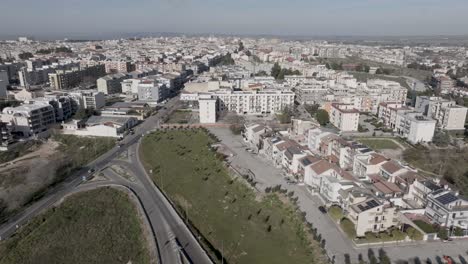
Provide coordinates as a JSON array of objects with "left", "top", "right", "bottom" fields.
[{"left": 0, "top": 95, "right": 213, "bottom": 264}]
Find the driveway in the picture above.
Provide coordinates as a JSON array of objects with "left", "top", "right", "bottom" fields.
[{"left": 209, "top": 127, "right": 468, "bottom": 264}]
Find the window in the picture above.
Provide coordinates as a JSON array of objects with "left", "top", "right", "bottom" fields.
[
  {"left": 375, "top": 217, "right": 379, "bottom": 222},
  {"left": 374, "top": 225, "right": 377, "bottom": 230}
]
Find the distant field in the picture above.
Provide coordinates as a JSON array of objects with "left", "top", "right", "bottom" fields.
[
  {"left": 0, "top": 187, "right": 150, "bottom": 264},
  {"left": 349, "top": 72, "right": 411, "bottom": 89},
  {"left": 358, "top": 138, "right": 401, "bottom": 150},
  {"left": 140, "top": 129, "right": 325, "bottom": 264}
]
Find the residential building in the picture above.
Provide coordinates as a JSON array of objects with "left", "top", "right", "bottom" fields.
[
  {"left": 1, "top": 103, "right": 56, "bottom": 137},
  {"left": 243, "top": 124, "right": 267, "bottom": 150},
  {"left": 49, "top": 65, "right": 105, "bottom": 90},
  {"left": 137, "top": 80, "right": 168, "bottom": 102},
  {"left": 406, "top": 179, "right": 442, "bottom": 208},
  {"left": 425, "top": 190, "right": 468, "bottom": 230},
  {"left": 69, "top": 90, "right": 106, "bottom": 110},
  {"left": 330, "top": 103, "right": 359, "bottom": 132},
  {"left": 348, "top": 198, "right": 399, "bottom": 237},
  {"left": 415, "top": 96, "right": 468, "bottom": 130},
  {"left": 395, "top": 112, "right": 436, "bottom": 144},
  {"left": 97, "top": 73, "right": 129, "bottom": 94},
  {"left": 182, "top": 89, "right": 295, "bottom": 115},
  {"left": 198, "top": 98, "right": 217, "bottom": 124}
]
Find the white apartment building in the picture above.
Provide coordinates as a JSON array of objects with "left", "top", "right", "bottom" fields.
[
  {"left": 198, "top": 98, "right": 216, "bottom": 123},
  {"left": 395, "top": 112, "right": 436, "bottom": 144},
  {"left": 330, "top": 103, "right": 359, "bottom": 132},
  {"left": 182, "top": 89, "right": 294, "bottom": 115},
  {"left": 295, "top": 84, "right": 329, "bottom": 105},
  {"left": 415, "top": 96, "right": 467, "bottom": 130},
  {"left": 69, "top": 90, "right": 105, "bottom": 110},
  {"left": 425, "top": 190, "right": 468, "bottom": 230},
  {"left": 137, "top": 81, "right": 168, "bottom": 102},
  {"left": 1, "top": 103, "right": 56, "bottom": 137}
]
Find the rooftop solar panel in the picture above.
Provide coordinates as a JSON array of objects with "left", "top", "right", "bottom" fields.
[{"left": 436, "top": 193, "right": 458, "bottom": 205}]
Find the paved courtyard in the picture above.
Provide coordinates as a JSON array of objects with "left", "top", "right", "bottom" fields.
[{"left": 209, "top": 127, "right": 468, "bottom": 264}]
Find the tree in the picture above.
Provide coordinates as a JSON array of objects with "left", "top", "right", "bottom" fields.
[
  {"left": 277, "top": 106, "right": 293, "bottom": 124},
  {"left": 432, "top": 130, "right": 450, "bottom": 147},
  {"left": 438, "top": 227, "right": 448, "bottom": 240},
  {"left": 368, "top": 249, "right": 378, "bottom": 264},
  {"left": 378, "top": 249, "right": 391, "bottom": 264},
  {"left": 453, "top": 226, "right": 464, "bottom": 236},
  {"left": 315, "top": 109, "right": 329, "bottom": 126},
  {"left": 73, "top": 108, "right": 97, "bottom": 120},
  {"left": 18, "top": 52, "right": 33, "bottom": 60},
  {"left": 304, "top": 104, "right": 319, "bottom": 116},
  {"left": 225, "top": 112, "right": 245, "bottom": 135},
  {"left": 238, "top": 41, "right": 244, "bottom": 52},
  {"left": 271, "top": 62, "right": 281, "bottom": 79}
]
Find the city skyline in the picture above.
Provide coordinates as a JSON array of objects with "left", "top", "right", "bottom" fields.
[{"left": 1, "top": 0, "right": 468, "bottom": 39}]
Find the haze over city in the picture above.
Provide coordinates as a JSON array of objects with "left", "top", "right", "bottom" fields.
[{"left": 1, "top": 0, "right": 468, "bottom": 39}]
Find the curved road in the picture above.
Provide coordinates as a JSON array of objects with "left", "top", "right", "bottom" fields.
[{"left": 0, "top": 96, "right": 212, "bottom": 264}]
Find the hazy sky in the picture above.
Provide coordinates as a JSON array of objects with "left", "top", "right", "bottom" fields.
[{"left": 1, "top": 0, "right": 467, "bottom": 38}]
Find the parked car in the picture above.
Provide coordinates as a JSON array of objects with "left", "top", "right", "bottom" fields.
[{"left": 318, "top": 206, "right": 327, "bottom": 214}]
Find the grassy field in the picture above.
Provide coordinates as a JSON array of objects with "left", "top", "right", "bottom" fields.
[
  {"left": 0, "top": 188, "right": 150, "bottom": 264},
  {"left": 0, "top": 134, "right": 115, "bottom": 223},
  {"left": 403, "top": 146, "right": 468, "bottom": 193},
  {"left": 357, "top": 138, "right": 401, "bottom": 150},
  {"left": 140, "top": 129, "right": 324, "bottom": 264},
  {"left": 328, "top": 206, "right": 343, "bottom": 222},
  {"left": 165, "top": 110, "right": 192, "bottom": 124}
]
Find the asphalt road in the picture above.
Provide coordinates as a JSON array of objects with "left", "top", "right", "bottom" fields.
[{"left": 0, "top": 95, "right": 212, "bottom": 264}]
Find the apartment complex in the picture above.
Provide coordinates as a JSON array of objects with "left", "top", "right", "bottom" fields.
[
  {"left": 415, "top": 96, "right": 467, "bottom": 130},
  {"left": 1, "top": 103, "right": 56, "bottom": 137},
  {"left": 49, "top": 65, "right": 105, "bottom": 90},
  {"left": 198, "top": 98, "right": 217, "bottom": 124},
  {"left": 69, "top": 90, "right": 106, "bottom": 110},
  {"left": 395, "top": 112, "right": 436, "bottom": 144},
  {"left": 97, "top": 73, "right": 129, "bottom": 94},
  {"left": 330, "top": 103, "right": 359, "bottom": 132}
]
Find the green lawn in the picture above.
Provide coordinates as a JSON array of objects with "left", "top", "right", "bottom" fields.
[
  {"left": 140, "top": 129, "right": 323, "bottom": 264},
  {"left": 0, "top": 188, "right": 150, "bottom": 264},
  {"left": 328, "top": 206, "right": 343, "bottom": 221},
  {"left": 358, "top": 138, "right": 401, "bottom": 150}
]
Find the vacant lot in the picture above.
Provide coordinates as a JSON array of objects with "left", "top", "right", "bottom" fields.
[
  {"left": 165, "top": 109, "right": 193, "bottom": 124},
  {"left": 358, "top": 138, "right": 401, "bottom": 150},
  {"left": 0, "top": 134, "right": 115, "bottom": 223},
  {"left": 140, "top": 129, "right": 323, "bottom": 264},
  {"left": 0, "top": 187, "right": 150, "bottom": 264},
  {"left": 403, "top": 146, "right": 468, "bottom": 193}
]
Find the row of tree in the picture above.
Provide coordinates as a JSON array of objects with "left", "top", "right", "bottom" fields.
[
  {"left": 36, "top": 46, "right": 73, "bottom": 55},
  {"left": 270, "top": 62, "right": 301, "bottom": 80}
]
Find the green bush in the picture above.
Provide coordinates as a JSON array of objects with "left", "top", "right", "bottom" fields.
[
  {"left": 340, "top": 218, "right": 356, "bottom": 238},
  {"left": 413, "top": 220, "right": 437, "bottom": 233}
]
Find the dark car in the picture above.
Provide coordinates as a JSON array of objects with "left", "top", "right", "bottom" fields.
[{"left": 318, "top": 206, "right": 327, "bottom": 214}]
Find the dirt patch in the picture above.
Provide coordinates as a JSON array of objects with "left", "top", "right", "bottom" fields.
[{"left": 0, "top": 140, "right": 62, "bottom": 211}]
